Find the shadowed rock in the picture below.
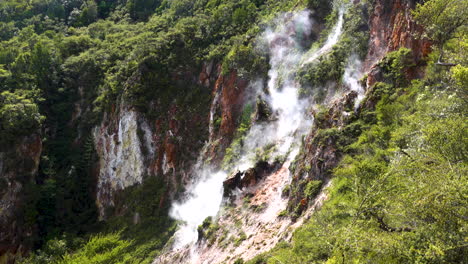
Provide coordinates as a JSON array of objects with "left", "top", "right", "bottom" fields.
[{"left": 223, "top": 161, "right": 280, "bottom": 198}]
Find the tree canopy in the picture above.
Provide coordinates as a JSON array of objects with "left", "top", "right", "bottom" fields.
[{"left": 413, "top": 0, "right": 468, "bottom": 63}]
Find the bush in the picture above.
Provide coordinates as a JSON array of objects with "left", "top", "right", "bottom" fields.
[
  {"left": 0, "top": 90, "right": 44, "bottom": 143},
  {"left": 304, "top": 180, "right": 322, "bottom": 200},
  {"left": 377, "top": 48, "right": 415, "bottom": 86}
]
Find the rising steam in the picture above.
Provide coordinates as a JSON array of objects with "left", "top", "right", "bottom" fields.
[{"left": 168, "top": 7, "right": 346, "bottom": 251}]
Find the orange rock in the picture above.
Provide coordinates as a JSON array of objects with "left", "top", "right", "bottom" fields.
[{"left": 364, "top": 0, "right": 431, "bottom": 73}]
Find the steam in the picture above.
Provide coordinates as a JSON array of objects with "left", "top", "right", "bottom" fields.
[
  {"left": 168, "top": 7, "right": 346, "bottom": 251},
  {"left": 343, "top": 54, "right": 365, "bottom": 108},
  {"left": 303, "top": 8, "right": 344, "bottom": 65},
  {"left": 237, "top": 10, "right": 317, "bottom": 171},
  {"left": 170, "top": 170, "right": 226, "bottom": 249}
]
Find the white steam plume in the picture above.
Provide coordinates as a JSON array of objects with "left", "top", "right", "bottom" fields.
[
  {"left": 167, "top": 7, "right": 346, "bottom": 251},
  {"left": 343, "top": 54, "right": 365, "bottom": 109}
]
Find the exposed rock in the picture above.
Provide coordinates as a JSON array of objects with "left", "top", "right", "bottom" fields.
[
  {"left": 199, "top": 61, "right": 214, "bottom": 88},
  {"left": 0, "top": 134, "right": 42, "bottom": 262},
  {"left": 223, "top": 161, "right": 279, "bottom": 198},
  {"left": 204, "top": 68, "right": 248, "bottom": 165},
  {"left": 223, "top": 171, "right": 242, "bottom": 197},
  {"left": 364, "top": 0, "right": 431, "bottom": 87},
  {"left": 254, "top": 96, "right": 274, "bottom": 122},
  {"left": 93, "top": 107, "right": 148, "bottom": 219}
]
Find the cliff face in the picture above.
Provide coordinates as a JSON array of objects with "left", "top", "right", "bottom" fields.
[
  {"left": 93, "top": 107, "right": 152, "bottom": 219},
  {"left": 0, "top": 0, "right": 435, "bottom": 262},
  {"left": 92, "top": 63, "right": 246, "bottom": 219},
  {"left": 365, "top": 0, "right": 431, "bottom": 86},
  {"left": 285, "top": 0, "right": 432, "bottom": 221},
  {"left": 0, "top": 134, "right": 42, "bottom": 263},
  {"left": 204, "top": 67, "right": 249, "bottom": 165},
  {"left": 157, "top": 2, "right": 435, "bottom": 262}
]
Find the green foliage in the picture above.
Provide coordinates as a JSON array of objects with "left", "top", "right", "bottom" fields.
[
  {"left": 451, "top": 64, "right": 468, "bottom": 87},
  {"left": 0, "top": 1, "right": 295, "bottom": 254},
  {"left": 298, "top": 43, "right": 348, "bottom": 91},
  {"left": 297, "top": 3, "right": 369, "bottom": 96},
  {"left": 306, "top": 0, "right": 332, "bottom": 23},
  {"left": 0, "top": 90, "right": 44, "bottom": 143},
  {"left": 234, "top": 231, "right": 247, "bottom": 247},
  {"left": 127, "top": 0, "right": 162, "bottom": 21},
  {"left": 377, "top": 48, "right": 415, "bottom": 86},
  {"left": 223, "top": 103, "right": 254, "bottom": 170},
  {"left": 0, "top": 22, "right": 18, "bottom": 41},
  {"left": 304, "top": 180, "right": 322, "bottom": 200},
  {"left": 5, "top": 1, "right": 466, "bottom": 264},
  {"left": 222, "top": 43, "right": 267, "bottom": 77},
  {"left": 59, "top": 35, "right": 95, "bottom": 58},
  {"left": 197, "top": 216, "right": 222, "bottom": 245},
  {"left": 413, "top": 0, "right": 468, "bottom": 60},
  {"left": 24, "top": 174, "right": 176, "bottom": 264},
  {"left": 248, "top": 55, "right": 468, "bottom": 263}
]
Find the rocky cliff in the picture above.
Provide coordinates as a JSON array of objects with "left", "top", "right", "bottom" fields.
[
  {"left": 284, "top": 0, "right": 432, "bottom": 221},
  {"left": 365, "top": 0, "right": 431, "bottom": 86},
  {"left": 0, "top": 0, "right": 435, "bottom": 263},
  {"left": 91, "top": 62, "right": 249, "bottom": 220},
  {"left": 0, "top": 134, "right": 42, "bottom": 263}
]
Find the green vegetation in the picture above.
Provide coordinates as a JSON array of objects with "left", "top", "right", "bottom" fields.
[
  {"left": 246, "top": 3, "right": 468, "bottom": 258},
  {"left": 21, "top": 227, "right": 176, "bottom": 264},
  {"left": 244, "top": 3, "right": 467, "bottom": 263},
  {"left": 2, "top": 0, "right": 467, "bottom": 263},
  {"left": 0, "top": 90, "right": 44, "bottom": 143},
  {"left": 2, "top": 0, "right": 318, "bottom": 262},
  {"left": 413, "top": 0, "right": 468, "bottom": 64},
  {"left": 223, "top": 103, "right": 255, "bottom": 171},
  {"left": 0, "top": 0, "right": 329, "bottom": 263},
  {"left": 20, "top": 173, "right": 176, "bottom": 264},
  {"left": 303, "top": 180, "right": 322, "bottom": 200},
  {"left": 297, "top": 2, "right": 369, "bottom": 99}
]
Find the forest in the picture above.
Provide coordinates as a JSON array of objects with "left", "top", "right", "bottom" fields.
[{"left": 0, "top": 0, "right": 466, "bottom": 263}]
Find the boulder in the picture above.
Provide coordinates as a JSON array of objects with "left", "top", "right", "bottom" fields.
[{"left": 223, "top": 161, "right": 280, "bottom": 197}]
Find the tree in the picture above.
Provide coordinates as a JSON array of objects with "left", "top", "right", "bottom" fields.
[
  {"left": 80, "top": 0, "right": 98, "bottom": 25},
  {"left": 413, "top": 0, "right": 468, "bottom": 65},
  {"left": 0, "top": 90, "right": 44, "bottom": 143},
  {"left": 127, "top": 0, "right": 162, "bottom": 21}
]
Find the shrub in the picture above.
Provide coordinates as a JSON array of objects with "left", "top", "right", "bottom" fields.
[
  {"left": 304, "top": 180, "right": 322, "bottom": 200},
  {"left": 0, "top": 90, "right": 44, "bottom": 143}
]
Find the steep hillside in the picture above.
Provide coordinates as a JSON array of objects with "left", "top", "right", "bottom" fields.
[{"left": 0, "top": 0, "right": 466, "bottom": 264}]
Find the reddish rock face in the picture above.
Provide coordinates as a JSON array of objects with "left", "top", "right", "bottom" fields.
[
  {"left": 219, "top": 71, "right": 248, "bottom": 142},
  {"left": 364, "top": 0, "right": 431, "bottom": 77},
  {"left": 205, "top": 67, "right": 248, "bottom": 165}
]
